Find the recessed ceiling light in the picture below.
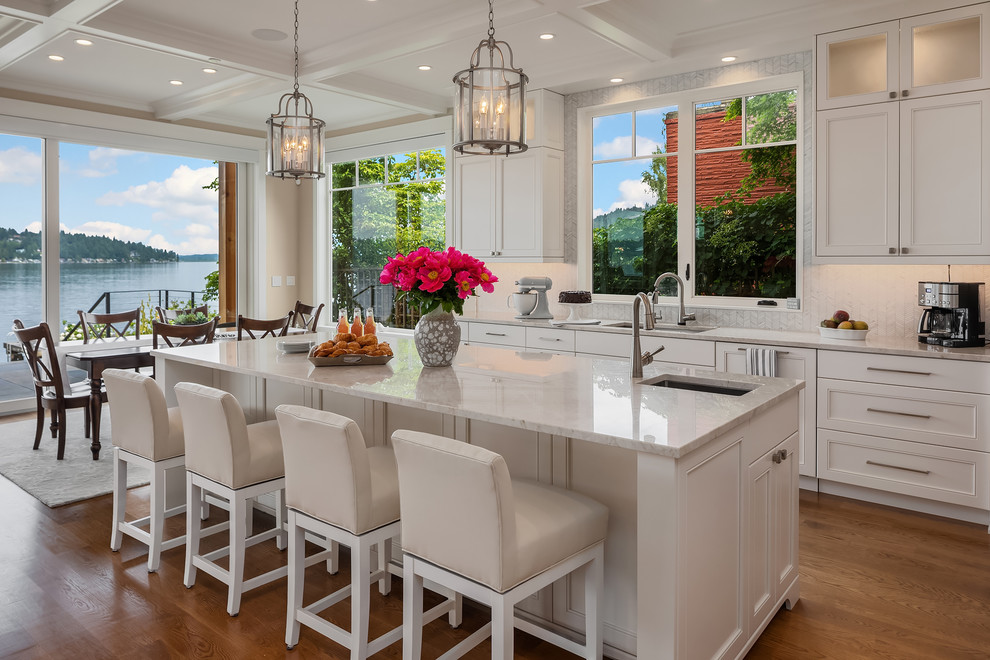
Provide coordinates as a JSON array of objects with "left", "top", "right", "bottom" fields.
[
  {"left": 721, "top": 56, "right": 737, "bottom": 63},
  {"left": 208, "top": 57, "right": 222, "bottom": 64},
  {"left": 48, "top": 55, "right": 64, "bottom": 61},
  {"left": 202, "top": 68, "right": 217, "bottom": 74},
  {"left": 539, "top": 33, "right": 555, "bottom": 40},
  {"left": 74, "top": 39, "right": 93, "bottom": 46},
  {"left": 418, "top": 65, "right": 431, "bottom": 71},
  {"left": 169, "top": 79, "right": 184, "bottom": 86},
  {"left": 251, "top": 28, "right": 288, "bottom": 41},
  {"left": 610, "top": 77, "right": 623, "bottom": 83}
]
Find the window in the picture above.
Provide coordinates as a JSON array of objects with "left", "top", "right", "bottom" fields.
[
  {"left": 330, "top": 148, "right": 447, "bottom": 329},
  {"left": 581, "top": 74, "right": 801, "bottom": 305}
]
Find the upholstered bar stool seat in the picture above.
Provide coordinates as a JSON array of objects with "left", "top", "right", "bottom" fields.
[
  {"left": 276, "top": 405, "right": 461, "bottom": 659},
  {"left": 392, "top": 430, "right": 608, "bottom": 660},
  {"left": 175, "top": 382, "right": 288, "bottom": 617},
  {"left": 104, "top": 368, "right": 186, "bottom": 573}
]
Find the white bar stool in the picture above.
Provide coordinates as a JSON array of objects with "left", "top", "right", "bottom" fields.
[
  {"left": 174, "top": 381, "right": 288, "bottom": 616},
  {"left": 104, "top": 368, "right": 186, "bottom": 573},
  {"left": 391, "top": 430, "right": 609, "bottom": 660},
  {"left": 275, "top": 405, "right": 461, "bottom": 658}
]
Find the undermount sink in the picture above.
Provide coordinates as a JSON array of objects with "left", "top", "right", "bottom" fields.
[
  {"left": 604, "top": 321, "right": 716, "bottom": 333},
  {"left": 641, "top": 375, "right": 756, "bottom": 397}
]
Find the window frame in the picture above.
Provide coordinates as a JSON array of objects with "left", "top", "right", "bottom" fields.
[{"left": 577, "top": 72, "right": 804, "bottom": 309}]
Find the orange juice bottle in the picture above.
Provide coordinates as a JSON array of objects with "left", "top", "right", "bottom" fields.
[
  {"left": 350, "top": 307, "right": 363, "bottom": 336},
  {"left": 336, "top": 310, "right": 349, "bottom": 335},
  {"left": 363, "top": 309, "right": 376, "bottom": 336}
]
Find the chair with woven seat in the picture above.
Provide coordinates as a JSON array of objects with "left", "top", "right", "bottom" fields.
[
  {"left": 104, "top": 368, "right": 187, "bottom": 572},
  {"left": 392, "top": 430, "right": 609, "bottom": 660},
  {"left": 275, "top": 405, "right": 461, "bottom": 658},
  {"left": 236, "top": 313, "right": 292, "bottom": 340},
  {"left": 152, "top": 318, "right": 217, "bottom": 348},
  {"left": 77, "top": 308, "right": 141, "bottom": 343},
  {"left": 12, "top": 319, "right": 101, "bottom": 460},
  {"left": 155, "top": 305, "right": 209, "bottom": 324},
  {"left": 290, "top": 301, "right": 324, "bottom": 332},
  {"left": 175, "top": 381, "right": 288, "bottom": 616}
]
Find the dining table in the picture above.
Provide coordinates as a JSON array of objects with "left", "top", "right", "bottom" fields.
[{"left": 65, "top": 345, "right": 155, "bottom": 459}]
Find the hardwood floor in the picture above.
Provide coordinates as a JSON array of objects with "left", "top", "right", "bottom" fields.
[{"left": 1, "top": 409, "right": 989, "bottom": 658}]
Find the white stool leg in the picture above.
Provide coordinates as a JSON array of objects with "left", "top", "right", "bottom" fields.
[
  {"left": 377, "top": 538, "right": 391, "bottom": 596},
  {"left": 584, "top": 549, "right": 604, "bottom": 660},
  {"left": 184, "top": 473, "right": 202, "bottom": 588},
  {"left": 244, "top": 496, "right": 254, "bottom": 539},
  {"left": 402, "top": 558, "right": 424, "bottom": 660},
  {"left": 275, "top": 488, "right": 287, "bottom": 551},
  {"left": 285, "top": 510, "right": 305, "bottom": 649},
  {"left": 449, "top": 589, "right": 463, "bottom": 628},
  {"left": 227, "top": 491, "right": 247, "bottom": 616},
  {"left": 351, "top": 536, "right": 371, "bottom": 660},
  {"left": 110, "top": 448, "right": 126, "bottom": 551},
  {"left": 327, "top": 539, "right": 339, "bottom": 575},
  {"left": 147, "top": 461, "right": 167, "bottom": 572},
  {"left": 491, "top": 595, "right": 514, "bottom": 660}
]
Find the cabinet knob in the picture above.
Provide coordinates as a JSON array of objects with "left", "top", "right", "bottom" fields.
[
  {"left": 902, "top": 89, "right": 909, "bottom": 97},
  {"left": 772, "top": 448, "right": 789, "bottom": 464},
  {"left": 889, "top": 91, "right": 897, "bottom": 99},
  {"left": 901, "top": 247, "right": 908, "bottom": 254},
  {"left": 490, "top": 251, "right": 496, "bottom": 256},
  {"left": 888, "top": 247, "right": 896, "bottom": 254}
]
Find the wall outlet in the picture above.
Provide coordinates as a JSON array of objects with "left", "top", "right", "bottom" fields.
[
  {"left": 286, "top": 275, "right": 296, "bottom": 286},
  {"left": 786, "top": 297, "right": 800, "bottom": 310},
  {"left": 271, "top": 276, "right": 282, "bottom": 287}
]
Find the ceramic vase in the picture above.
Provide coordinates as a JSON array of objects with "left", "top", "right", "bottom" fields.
[{"left": 413, "top": 308, "right": 461, "bottom": 367}]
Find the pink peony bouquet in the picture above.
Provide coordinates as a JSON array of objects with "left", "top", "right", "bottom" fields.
[{"left": 379, "top": 246, "right": 498, "bottom": 315}]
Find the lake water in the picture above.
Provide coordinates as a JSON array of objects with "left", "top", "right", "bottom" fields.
[{"left": 1, "top": 261, "right": 216, "bottom": 360}]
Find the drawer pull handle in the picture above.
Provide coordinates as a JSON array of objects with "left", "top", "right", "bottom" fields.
[
  {"left": 866, "top": 367, "right": 932, "bottom": 376},
  {"left": 866, "top": 407, "right": 932, "bottom": 420},
  {"left": 736, "top": 348, "right": 789, "bottom": 355},
  {"left": 539, "top": 337, "right": 562, "bottom": 342},
  {"left": 865, "top": 460, "right": 931, "bottom": 475},
  {"left": 485, "top": 332, "right": 507, "bottom": 337}
]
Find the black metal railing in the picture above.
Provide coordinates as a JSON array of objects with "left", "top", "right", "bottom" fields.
[
  {"left": 61, "top": 288, "right": 207, "bottom": 340},
  {"left": 333, "top": 267, "right": 423, "bottom": 330}
]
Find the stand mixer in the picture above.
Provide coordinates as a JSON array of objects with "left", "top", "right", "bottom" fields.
[{"left": 513, "top": 277, "right": 554, "bottom": 319}]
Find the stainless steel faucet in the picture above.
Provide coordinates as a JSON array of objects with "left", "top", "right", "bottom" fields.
[
  {"left": 651, "top": 272, "right": 696, "bottom": 326},
  {"left": 632, "top": 292, "right": 664, "bottom": 378}
]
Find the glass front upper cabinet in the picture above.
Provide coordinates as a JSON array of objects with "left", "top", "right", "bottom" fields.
[{"left": 817, "top": 4, "right": 990, "bottom": 110}]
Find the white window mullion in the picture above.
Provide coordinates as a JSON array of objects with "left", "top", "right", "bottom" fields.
[
  {"left": 42, "top": 139, "right": 60, "bottom": 332},
  {"left": 679, "top": 105, "right": 696, "bottom": 298}
]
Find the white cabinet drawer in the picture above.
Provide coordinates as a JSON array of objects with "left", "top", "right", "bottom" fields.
[
  {"left": 818, "top": 428, "right": 989, "bottom": 509},
  {"left": 575, "top": 330, "right": 630, "bottom": 358},
  {"left": 817, "top": 350, "right": 990, "bottom": 394},
  {"left": 467, "top": 322, "right": 525, "bottom": 347},
  {"left": 641, "top": 335, "right": 715, "bottom": 367},
  {"left": 818, "top": 377, "right": 990, "bottom": 452},
  {"left": 525, "top": 327, "right": 575, "bottom": 352}
]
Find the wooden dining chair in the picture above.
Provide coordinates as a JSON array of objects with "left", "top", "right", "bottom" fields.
[
  {"left": 155, "top": 305, "right": 209, "bottom": 324},
  {"left": 290, "top": 301, "right": 324, "bottom": 332},
  {"left": 77, "top": 308, "right": 141, "bottom": 343},
  {"left": 236, "top": 313, "right": 292, "bottom": 340},
  {"left": 152, "top": 318, "right": 218, "bottom": 348},
  {"left": 12, "top": 319, "right": 104, "bottom": 460}
]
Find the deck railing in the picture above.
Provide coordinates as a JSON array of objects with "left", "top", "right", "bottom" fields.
[{"left": 60, "top": 288, "right": 207, "bottom": 340}]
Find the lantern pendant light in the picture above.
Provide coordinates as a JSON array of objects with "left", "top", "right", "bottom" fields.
[
  {"left": 452, "top": 0, "right": 528, "bottom": 156},
  {"left": 266, "top": 0, "right": 325, "bottom": 180}
]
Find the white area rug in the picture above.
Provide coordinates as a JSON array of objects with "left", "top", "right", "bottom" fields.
[{"left": 0, "top": 408, "right": 150, "bottom": 507}]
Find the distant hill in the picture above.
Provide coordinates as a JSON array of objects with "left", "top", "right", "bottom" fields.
[
  {"left": 592, "top": 206, "right": 649, "bottom": 229},
  {"left": 179, "top": 254, "right": 218, "bottom": 262},
  {"left": 0, "top": 226, "right": 178, "bottom": 263}
]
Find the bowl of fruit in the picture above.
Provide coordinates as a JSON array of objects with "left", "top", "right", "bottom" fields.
[{"left": 819, "top": 310, "right": 870, "bottom": 340}]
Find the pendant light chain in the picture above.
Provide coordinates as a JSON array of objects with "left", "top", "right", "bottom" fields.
[
  {"left": 488, "top": 0, "right": 495, "bottom": 39},
  {"left": 293, "top": 0, "right": 300, "bottom": 94}
]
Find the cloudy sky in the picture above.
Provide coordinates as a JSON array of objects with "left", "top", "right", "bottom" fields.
[
  {"left": 592, "top": 106, "right": 675, "bottom": 218},
  {"left": 0, "top": 134, "right": 218, "bottom": 255}
]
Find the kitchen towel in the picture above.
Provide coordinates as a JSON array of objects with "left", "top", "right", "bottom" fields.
[{"left": 745, "top": 347, "right": 777, "bottom": 377}]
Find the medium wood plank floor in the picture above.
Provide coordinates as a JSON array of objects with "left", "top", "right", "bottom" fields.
[{"left": 1, "top": 411, "right": 989, "bottom": 659}]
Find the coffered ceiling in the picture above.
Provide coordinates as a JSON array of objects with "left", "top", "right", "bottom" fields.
[{"left": 0, "top": 0, "right": 968, "bottom": 136}]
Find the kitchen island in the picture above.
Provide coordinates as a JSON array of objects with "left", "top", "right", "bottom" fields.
[{"left": 153, "top": 331, "right": 804, "bottom": 660}]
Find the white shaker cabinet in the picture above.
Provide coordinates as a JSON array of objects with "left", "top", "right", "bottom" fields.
[
  {"left": 716, "top": 342, "right": 817, "bottom": 477},
  {"left": 454, "top": 147, "right": 564, "bottom": 261},
  {"left": 816, "top": 90, "right": 990, "bottom": 258},
  {"left": 817, "top": 4, "right": 990, "bottom": 110}
]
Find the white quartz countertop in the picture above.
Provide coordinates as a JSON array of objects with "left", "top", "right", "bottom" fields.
[
  {"left": 153, "top": 331, "right": 803, "bottom": 459},
  {"left": 458, "top": 311, "right": 990, "bottom": 362}
]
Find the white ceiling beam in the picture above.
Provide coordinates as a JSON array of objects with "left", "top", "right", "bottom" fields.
[
  {"left": 152, "top": 74, "right": 284, "bottom": 121},
  {"left": 0, "top": 0, "right": 120, "bottom": 71},
  {"left": 317, "top": 72, "right": 449, "bottom": 116},
  {"left": 535, "top": 0, "right": 671, "bottom": 61}
]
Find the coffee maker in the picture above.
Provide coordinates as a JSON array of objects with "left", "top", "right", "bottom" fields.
[{"left": 917, "top": 281, "right": 986, "bottom": 347}]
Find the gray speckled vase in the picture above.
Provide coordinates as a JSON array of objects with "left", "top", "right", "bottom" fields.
[{"left": 413, "top": 308, "right": 461, "bottom": 367}]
